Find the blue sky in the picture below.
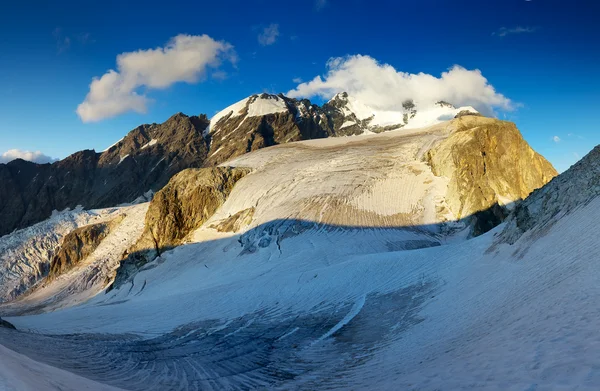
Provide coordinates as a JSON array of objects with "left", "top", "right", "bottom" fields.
[{"left": 0, "top": 0, "right": 598, "bottom": 172}]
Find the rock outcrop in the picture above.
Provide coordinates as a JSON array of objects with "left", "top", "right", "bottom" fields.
[
  {"left": 426, "top": 116, "right": 557, "bottom": 235},
  {"left": 47, "top": 215, "right": 125, "bottom": 281},
  {"left": 110, "top": 167, "right": 250, "bottom": 288},
  {"left": 497, "top": 144, "right": 600, "bottom": 245},
  {"left": 0, "top": 317, "right": 16, "bottom": 330}
]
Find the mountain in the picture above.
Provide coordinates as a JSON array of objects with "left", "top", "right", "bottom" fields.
[
  {"left": 206, "top": 92, "right": 480, "bottom": 164},
  {"left": 323, "top": 92, "right": 479, "bottom": 135},
  {"left": 0, "top": 93, "right": 480, "bottom": 238},
  {"left": 0, "top": 113, "right": 209, "bottom": 237},
  {"left": 496, "top": 144, "right": 600, "bottom": 246},
  {"left": 4, "top": 110, "right": 592, "bottom": 389},
  {"left": 0, "top": 114, "right": 555, "bottom": 305}
]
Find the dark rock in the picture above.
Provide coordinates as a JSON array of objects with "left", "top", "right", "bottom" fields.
[
  {"left": 455, "top": 110, "right": 483, "bottom": 118},
  {"left": 0, "top": 113, "right": 210, "bottom": 237},
  {"left": 0, "top": 317, "right": 16, "bottom": 330},
  {"left": 47, "top": 216, "right": 124, "bottom": 281}
]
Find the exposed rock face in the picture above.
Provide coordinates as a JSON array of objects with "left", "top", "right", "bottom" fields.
[
  {"left": 210, "top": 207, "right": 255, "bottom": 233},
  {"left": 47, "top": 216, "right": 124, "bottom": 281},
  {"left": 0, "top": 113, "right": 209, "bottom": 237},
  {"left": 0, "top": 93, "right": 485, "bottom": 238},
  {"left": 455, "top": 110, "right": 483, "bottom": 118},
  {"left": 426, "top": 116, "right": 557, "bottom": 234},
  {"left": 206, "top": 93, "right": 481, "bottom": 165},
  {"left": 206, "top": 94, "right": 332, "bottom": 165},
  {"left": 497, "top": 144, "right": 600, "bottom": 245},
  {"left": 0, "top": 317, "right": 16, "bottom": 330},
  {"left": 111, "top": 167, "right": 250, "bottom": 288}
]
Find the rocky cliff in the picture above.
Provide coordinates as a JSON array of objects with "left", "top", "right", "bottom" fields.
[
  {"left": 426, "top": 116, "right": 557, "bottom": 235},
  {"left": 496, "top": 144, "right": 600, "bottom": 246},
  {"left": 111, "top": 167, "right": 250, "bottom": 288},
  {"left": 0, "top": 113, "right": 209, "bottom": 237}
]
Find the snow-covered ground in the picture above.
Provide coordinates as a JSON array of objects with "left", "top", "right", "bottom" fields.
[
  {"left": 0, "top": 343, "right": 123, "bottom": 391},
  {"left": 2, "top": 193, "right": 598, "bottom": 390},
  {"left": 0, "top": 206, "right": 130, "bottom": 303},
  {"left": 0, "top": 123, "right": 595, "bottom": 390},
  {"left": 0, "top": 203, "right": 149, "bottom": 315},
  {"left": 329, "top": 92, "right": 479, "bottom": 131}
]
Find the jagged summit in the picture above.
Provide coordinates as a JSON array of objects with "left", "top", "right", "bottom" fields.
[
  {"left": 324, "top": 92, "right": 480, "bottom": 132},
  {"left": 208, "top": 91, "right": 482, "bottom": 147}
]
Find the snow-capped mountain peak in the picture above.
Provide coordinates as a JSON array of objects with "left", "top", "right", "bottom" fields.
[{"left": 324, "top": 92, "right": 479, "bottom": 133}]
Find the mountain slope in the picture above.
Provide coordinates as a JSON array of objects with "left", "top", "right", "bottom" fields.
[
  {"left": 496, "top": 144, "right": 600, "bottom": 246},
  {"left": 113, "top": 116, "right": 552, "bottom": 294},
  {"left": 0, "top": 113, "right": 209, "bottom": 237},
  {"left": 1, "top": 125, "right": 596, "bottom": 390},
  {"left": 323, "top": 92, "right": 479, "bottom": 134},
  {"left": 0, "top": 92, "right": 485, "bottom": 238}
]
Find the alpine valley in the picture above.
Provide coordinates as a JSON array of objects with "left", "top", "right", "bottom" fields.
[{"left": 2, "top": 91, "right": 599, "bottom": 391}]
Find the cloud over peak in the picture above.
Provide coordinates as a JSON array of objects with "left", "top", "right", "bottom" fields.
[
  {"left": 0, "top": 149, "right": 57, "bottom": 164},
  {"left": 77, "top": 34, "right": 236, "bottom": 122},
  {"left": 287, "top": 55, "right": 513, "bottom": 116},
  {"left": 258, "top": 24, "right": 280, "bottom": 46}
]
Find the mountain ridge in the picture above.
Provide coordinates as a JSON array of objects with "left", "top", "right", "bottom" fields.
[{"left": 0, "top": 92, "right": 523, "bottom": 238}]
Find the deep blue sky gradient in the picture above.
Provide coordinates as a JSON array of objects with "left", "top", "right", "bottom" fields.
[{"left": 0, "top": 0, "right": 598, "bottom": 171}]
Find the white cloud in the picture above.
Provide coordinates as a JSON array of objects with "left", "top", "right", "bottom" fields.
[
  {"left": 258, "top": 24, "right": 279, "bottom": 46},
  {"left": 0, "top": 149, "right": 57, "bottom": 164},
  {"left": 493, "top": 26, "right": 537, "bottom": 37},
  {"left": 553, "top": 136, "right": 561, "bottom": 143},
  {"left": 292, "top": 77, "right": 303, "bottom": 83},
  {"left": 287, "top": 55, "right": 513, "bottom": 116},
  {"left": 77, "top": 34, "right": 236, "bottom": 122}
]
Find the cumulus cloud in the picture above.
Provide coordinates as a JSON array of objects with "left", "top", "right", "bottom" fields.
[
  {"left": 258, "top": 24, "right": 280, "bottom": 46},
  {"left": 0, "top": 149, "right": 57, "bottom": 164},
  {"left": 287, "top": 55, "right": 513, "bottom": 116},
  {"left": 493, "top": 26, "right": 537, "bottom": 37},
  {"left": 77, "top": 34, "right": 236, "bottom": 122},
  {"left": 553, "top": 136, "right": 561, "bottom": 143}
]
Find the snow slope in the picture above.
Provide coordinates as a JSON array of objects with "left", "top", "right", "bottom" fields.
[
  {"left": 0, "top": 207, "right": 128, "bottom": 303},
  {"left": 1, "top": 203, "right": 149, "bottom": 315},
  {"left": 2, "top": 186, "right": 599, "bottom": 390},
  {"left": 0, "top": 343, "right": 123, "bottom": 391},
  {"left": 0, "top": 121, "right": 591, "bottom": 390}
]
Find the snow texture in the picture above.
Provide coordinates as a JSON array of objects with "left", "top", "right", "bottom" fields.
[{"left": 0, "top": 124, "right": 594, "bottom": 391}]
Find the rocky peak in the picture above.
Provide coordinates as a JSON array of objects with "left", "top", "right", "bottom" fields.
[
  {"left": 0, "top": 113, "right": 211, "bottom": 237},
  {"left": 435, "top": 100, "right": 455, "bottom": 109}
]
